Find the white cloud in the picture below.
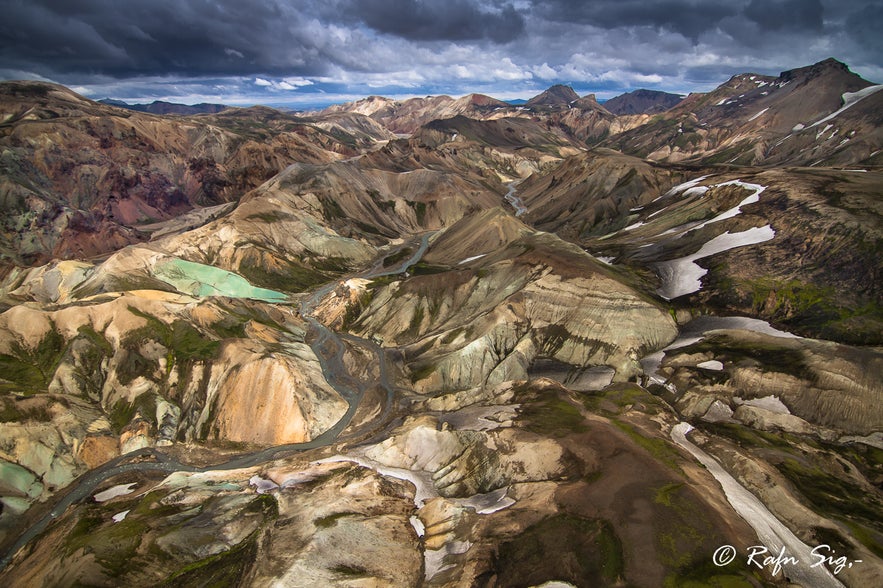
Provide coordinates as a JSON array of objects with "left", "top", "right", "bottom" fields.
[
  {"left": 254, "top": 77, "right": 272, "bottom": 86},
  {"left": 532, "top": 62, "right": 559, "bottom": 80}
]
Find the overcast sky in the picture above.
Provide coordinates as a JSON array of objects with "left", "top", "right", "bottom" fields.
[{"left": 1, "top": 0, "right": 881, "bottom": 108}]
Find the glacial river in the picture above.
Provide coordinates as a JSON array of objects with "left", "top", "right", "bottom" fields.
[{"left": 0, "top": 234, "right": 433, "bottom": 571}]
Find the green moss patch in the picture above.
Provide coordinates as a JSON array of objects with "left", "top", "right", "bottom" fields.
[
  {"left": 519, "top": 395, "right": 589, "bottom": 438},
  {"left": 583, "top": 383, "right": 665, "bottom": 416},
  {"left": 0, "top": 327, "right": 66, "bottom": 395},
  {"left": 612, "top": 420, "right": 681, "bottom": 472},
  {"left": 776, "top": 458, "right": 883, "bottom": 555}
]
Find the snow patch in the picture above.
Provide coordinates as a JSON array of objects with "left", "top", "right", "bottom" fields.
[
  {"left": 249, "top": 475, "right": 279, "bottom": 494},
  {"left": 656, "top": 225, "right": 776, "bottom": 300},
  {"left": 111, "top": 510, "right": 130, "bottom": 523},
  {"left": 316, "top": 455, "right": 436, "bottom": 508},
  {"left": 748, "top": 107, "right": 769, "bottom": 122},
  {"left": 670, "top": 423, "right": 843, "bottom": 588},
  {"left": 458, "top": 254, "right": 487, "bottom": 265},
  {"left": 816, "top": 123, "right": 833, "bottom": 140},
  {"left": 409, "top": 515, "right": 425, "bottom": 537},
  {"left": 697, "top": 360, "right": 724, "bottom": 371},
  {"left": 456, "top": 487, "right": 515, "bottom": 514},
  {"left": 94, "top": 483, "right": 137, "bottom": 502},
  {"left": 683, "top": 186, "right": 710, "bottom": 198},
  {"left": 808, "top": 84, "right": 883, "bottom": 128}
]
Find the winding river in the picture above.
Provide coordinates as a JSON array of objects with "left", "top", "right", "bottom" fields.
[
  {"left": 504, "top": 180, "right": 527, "bottom": 216},
  {"left": 0, "top": 234, "right": 433, "bottom": 571}
]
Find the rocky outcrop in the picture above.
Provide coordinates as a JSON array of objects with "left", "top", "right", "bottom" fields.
[{"left": 657, "top": 329, "right": 883, "bottom": 435}]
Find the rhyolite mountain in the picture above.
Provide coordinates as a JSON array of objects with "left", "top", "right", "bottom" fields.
[
  {"left": 0, "top": 58, "right": 881, "bottom": 587},
  {"left": 0, "top": 81, "right": 389, "bottom": 272}
]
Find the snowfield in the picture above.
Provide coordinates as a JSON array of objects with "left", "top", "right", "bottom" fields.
[
  {"left": 808, "top": 84, "right": 883, "bottom": 128},
  {"left": 656, "top": 225, "right": 775, "bottom": 299},
  {"left": 682, "top": 180, "right": 766, "bottom": 234},
  {"left": 671, "top": 423, "right": 843, "bottom": 588}
]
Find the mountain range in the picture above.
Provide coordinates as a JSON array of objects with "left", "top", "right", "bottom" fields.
[{"left": 0, "top": 58, "right": 881, "bottom": 587}]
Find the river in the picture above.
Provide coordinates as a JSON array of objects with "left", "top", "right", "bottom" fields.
[
  {"left": 504, "top": 180, "right": 527, "bottom": 216},
  {"left": 0, "top": 234, "right": 434, "bottom": 571}
]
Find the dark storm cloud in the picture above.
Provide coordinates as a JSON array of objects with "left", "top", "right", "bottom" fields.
[
  {"left": 0, "top": 0, "right": 333, "bottom": 79},
  {"left": 536, "top": 0, "right": 739, "bottom": 40},
  {"left": 338, "top": 0, "right": 525, "bottom": 43},
  {"left": 0, "top": 0, "right": 525, "bottom": 82},
  {"left": 0, "top": 0, "right": 881, "bottom": 106},
  {"left": 743, "top": 0, "right": 823, "bottom": 32},
  {"left": 845, "top": 3, "right": 883, "bottom": 56}
]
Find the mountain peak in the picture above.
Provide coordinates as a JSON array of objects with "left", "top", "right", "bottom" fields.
[
  {"left": 778, "top": 57, "right": 861, "bottom": 84},
  {"left": 526, "top": 84, "right": 580, "bottom": 108},
  {"left": 456, "top": 93, "right": 508, "bottom": 108}
]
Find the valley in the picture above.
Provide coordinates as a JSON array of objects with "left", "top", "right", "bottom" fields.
[{"left": 0, "top": 58, "right": 881, "bottom": 587}]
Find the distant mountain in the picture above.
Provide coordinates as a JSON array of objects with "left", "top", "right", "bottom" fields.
[
  {"left": 525, "top": 84, "right": 580, "bottom": 108},
  {"left": 603, "top": 57, "right": 883, "bottom": 166},
  {"left": 98, "top": 98, "right": 228, "bottom": 115},
  {"left": 603, "top": 89, "right": 684, "bottom": 115}
]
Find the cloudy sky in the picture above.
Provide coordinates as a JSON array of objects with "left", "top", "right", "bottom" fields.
[{"left": 1, "top": 0, "right": 881, "bottom": 108}]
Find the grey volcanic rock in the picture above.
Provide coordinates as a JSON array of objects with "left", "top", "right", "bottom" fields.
[{"left": 346, "top": 209, "right": 677, "bottom": 390}]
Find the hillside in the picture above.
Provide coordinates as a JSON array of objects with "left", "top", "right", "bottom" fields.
[{"left": 1, "top": 59, "right": 881, "bottom": 587}]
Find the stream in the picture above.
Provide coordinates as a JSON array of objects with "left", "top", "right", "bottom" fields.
[
  {"left": 504, "top": 180, "right": 527, "bottom": 216},
  {"left": 0, "top": 235, "right": 434, "bottom": 571}
]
